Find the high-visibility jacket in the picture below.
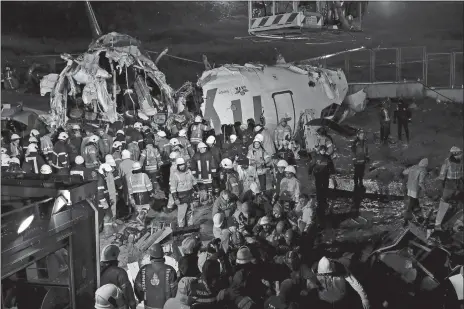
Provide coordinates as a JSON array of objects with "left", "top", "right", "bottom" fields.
[
  {"left": 98, "top": 133, "right": 113, "bottom": 159},
  {"left": 81, "top": 135, "right": 100, "bottom": 156},
  {"left": 247, "top": 146, "right": 271, "bottom": 175},
  {"left": 172, "top": 145, "right": 191, "bottom": 162},
  {"left": 237, "top": 165, "right": 260, "bottom": 193},
  {"left": 83, "top": 143, "right": 100, "bottom": 169},
  {"left": 155, "top": 137, "right": 171, "bottom": 163},
  {"left": 191, "top": 151, "right": 217, "bottom": 184},
  {"left": 128, "top": 172, "right": 153, "bottom": 206},
  {"left": 274, "top": 124, "right": 292, "bottom": 148},
  {"left": 170, "top": 170, "right": 197, "bottom": 198},
  {"left": 112, "top": 168, "right": 122, "bottom": 190},
  {"left": 70, "top": 164, "right": 95, "bottom": 181},
  {"left": 280, "top": 177, "right": 301, "bottom": 202},
  {"left": 127, "top": 142, "right": 140, "bottom": 162},
  {"left": 189, "top": 122, "right": 210, "bottom": 144},
  {"left": 23, "top": 152, "right": 46, "bottom": 174},
  {"left": 40, "top": 134, "right": 54, "bottom": 155},
  {"left": 178, "top": 136, "right": 195, "bottom": 158},
  {"left": 139, "top": 146, "right": 161, "bottom": 172},
  {"left": 51, "top": 140, "right": 70, "bottom": 169},
  {"left": 97, "top": 173, "right": 109, "bottom": 204}
]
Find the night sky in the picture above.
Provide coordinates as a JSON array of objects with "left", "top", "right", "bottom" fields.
[{"left": 1, "top": 1, "right": 463, "bottom": 41}]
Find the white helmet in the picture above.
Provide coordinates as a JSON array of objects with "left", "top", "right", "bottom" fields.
[
  {"left": 179, "top": 129, "right": 187, "bottom": 137},
  {"left": 89, "top": 135, "right": 99, "bottom": 143},
  {"left": 221, "top": 158, "right": 233, "bottom": 169},
  {"left": 105, "top": 155, "right": 116, "bottom": 167},
  {"left": 194, "top": 115, "right": 203, "bottom": 123},
  {"left": 40, "top": 164, "right": 52, "bottom": 175},
  {"left": 1, "top": 147, "right": 8, "bottom": 154},
  {"left": 99, "top": 163, "right": 113, "bottom": 174},
  {"left": 112, "top": 141, "right": 122, "bottom": 149},
  {"left": 230, "top": 134, "right": 237, "bottom": 143},
  {"left": 277, "top": 160, "right": 289, "bottom": 168},
  {"left": 29, "top": 136, "right": 38, "bottom": 143},
  {"left": 206, "top": 136, "right": 216, "bottom": 145},
  {"left": 95, "top": 284, "right": 125, "bottom": 309},
  {"left": 75, "top": 156, "right": 85, "bottom": 165},
  {"left": 11, "top": 134, "right": 20, "bottom": 141},
  {"left": 170, "top": 138, "right": 180, "bottom": 146},
  {"left": 121, "top": 150, "right": 131, "bottom": 160},
  {"left": 253, "top": 134, "right": 264, "bottom": 143},
  {"left": 72, "top": 124, "right": 81, "bottom": 130},
  {"left": 259, "top": 216, "right": 271, "bottom": 226},
  {"left": 1, "top": 154, "right": 10, "bottom": 167},
  {"left": 116, "top": 129, "right": 125, "bottom": 135},
  {"left": 30, "top": 129, "right": 40, "bottom": 137},
  {"left": 157, "top": 131, "right": 167, "bottom": 137},
  {"left": 169, "top": 151, "right": 180, "bottom": 160},
  {"left": 176, "top": 157, "right": 186, "bottom": 165},
  {"left": 213, "top": 212, "right": 225, "bottom": 228},
  {"left": 134, "top": 122, "right": 143, "bottom": 129},
  {"left": 9, "top": 157, "right": 20, "bottom": 165},
  {"left": 27, "top": 144, "right": 38, "bottom": 153},
  {"left": 284, "top": 166, "right": 296, "bottom": 174},
  {"left": 132, "top": 162, "right": 142, "bottom": 171},
  {"left": 197, "top": 142, "right": 207, "bottom": 149},
  {"left": 58, "top": 132, "right": 69, "bottom": 140}
]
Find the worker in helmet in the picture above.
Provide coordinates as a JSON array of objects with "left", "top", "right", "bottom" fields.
[
  {"left": 27, "top": 136, "right": 39, "bottom": 149},
  {"left": 274, "top": 114, "right": 292, "bottom": 150},
  {"left": 134, "top": 243, "right": 177, "bottom": 309},
  {"left": 112, "top": 141, "right": 124, "bottom": 168},
  {"left": 7, "top": 157, "right": 25, "bottom": 173},
  {"left": 279, "top": 165, "right": 300, "bottom": 204},
  {"left": 170, "top": 137, "right": 191, "bottom": 163},
  {"left": 81, "top": 126, "right": 99, "bottom": 155},
  {"left": 128, "top": 161, "right": 154, "bottom": 225},
  {"left": 191, "top": 142, "right": 218, "bottom": 197},
  {"left": 50, "top": 132, "right": 70, "bottom": 174},
  {"left": 379, "top": 100, "right": 392, "bottom": 145},
  {"left": 276, "top": 140, "right": 296, "bottom": 166},
  {"left": 97, "top": 163, "right": 113, "bottom": 231},
  {"left": 351, "top": 129, "right": 369, "bottom": 189},
  {"left": 30, "top": 128, "right": 40, "bottom": 140},
  {"left": 212, "top": 189, "right": 239, "bottom": 223},
  {"left": 221, "top": 158, "right": 243, "bottom": 198},
  {"left": 70, "top": 155, "right": 96, "bottom": 181},
  {"left": 100, "top": 244, "right": 137, "bottom": 309},
  {"left": 67, "top": 124, "right": 82, "bottom": 163},
  {"left": 155, "top": 131, "right": 171, "bottom": 193},
  {"left": 119, "top": 150, "right": 136, "bottom": 218},
  {"left": 178, "top": 235, "right": 202, "bottom": 279},
  {"left": 273, "top": 160, "right": 289, "bottom": 202},
  {"left": 131, "top": 122, "right": 145, "bottom": 150},
  {"left": 127, "top": 137, "right": 141, "bottom": 162},
  {"left": 254, "top": 124, "right": 276, "bottom": 156},
  {"left": 83, "top": 135, "right": 100, "bottom": 170},
  {"left": 189, "top": 115, "right": 212, "bottom": 149},
  {"left": 114, "top": 129, "right": 127, "bottom": 150},
  {"left": 254, "top": 216, "right": 275, "bottom": 242},
  {"left": 206, "top": 135, "right": 222, "bottom": 195},
  {"left": 106, "top": 154, "right": 123, "bottom": 214},
  {"left": 435, "top": 146, "right": 463, "bottom": 231},
  {"left": 314, "top": 127, "right": 335, "bottom": 158},
  {"left": 177, "top": 128, "right": 195, "bottom": 158},
  {"left": 8, "top": 133, "right": 22, "bottom": 159},
  {"left": 236, "top": 158, "right": 260, "bottom": 197},
  {"left": 1, "top": 153, "right": 10, "bottom": 172},
  {"left": 22, "top": 144, "right": 46, "bottom": 174},
  {"left": 165, "top": 151, "right": 182, "bottom": 211},
  {"left": 95, "top": 283, "right": 129, "bottom": 309},
  {"left": 40, "top": 164, "right": 53, "bottom": 175},
  {"left": 139, "top": 138, "right": 162, "bottom": 192},
  {"left": 247, "top": 134, "right": 271, "bottom": 192},
  {"left": 171, "top": 157, "right": 199, "bottom": 227},
  {"left": 97, "top": 127, "right": 114, "bottom": 159},
  {"left": 223, "top": 134, "right": 243, "bottom": 162}
]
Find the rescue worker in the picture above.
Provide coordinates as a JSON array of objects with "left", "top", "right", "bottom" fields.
[
  {"left": 189, "top": 115, "right": 212, "bottom": 149},
  {"left": 254, "top": 125, "right": 276, "bottom": 156},
  {"left": 178, "top": 128, "right": 195, "bottom": 158},
  {"left": 379, "top": 100, "right": 392, "bottom": 145},
  {"left": 67, "top": 124, "right": 82, "bottom": 163},
  {"left": 8, "top": 134, "right": 22, "bottom": 159},
  {"left": 28, "top": 136, "right": 39, "bottom": 148},
  {"left": 351, "top": 129, "right": 369, "bottom": 189},
  {"left": 81, "top": 126, "right": 98, "bottom": 155},
  {"left": 131, "top": 122, "right": 145, "bottom": 150},
  {"left": 212, "top": 190, "right": 238, "bottom": 223},
  {"left": 155, "top": 131, "right": 171, "bottom": 192},
  {"left": 7, "top": 157, "right": 25, "bottom": 173},
  {"left": 97, "top": 127, "right": 114, "bottom": 159},
  {"left": 170, "top": 157, "right": 199, "bottom": 227},
  {"left": 119, "top": 149, "right": 136, "bottom": 217},
  {"left": 30, "top": 128, "right": 40, "bottom": 142},
  {"left": 100, "top": 244, "right": 137, "bottom": 309},
  {"left": 164, "top": 151, "right": 182, "bottom": 212},
  {"left": 314, "top": 127, "right": 335, "bottom": 158},
  {"left": 296, "top": 193, "right": 317, "bottom": 234},
  {"left": 224, "top": 134, "right": 243, "bottom": 162},
  {"left": 135, "top": 243, "right": 178, "bottom": 309},
  {"left": 233, "top": 202, "right": 258, "bottom": 236},
  {"left": 311, "top": 256, "right": 370, "bottom": 309},
  {"left": 163, "top": 277, "right": 195, "bottom": 309},
  {"left": 128, "top": 162, "right": 154, "bottom": 225},
  {"left": 393, "top": 98, "right": 412, "bottom": 143},
  {"left": 279, "top": 165, "right": 300, "bottom": 204},
  {"left": 206, "top": 136, "right": 221, "bottom": 174},
  {"left": 51, "top": 132, "right": 70, "bottom": 174},
  {"left": 97, "top": 163, "right": 112, "bottom": 232},
  {"left": 178, "top": 236, "right": 202, "bottom": 279},
  {"left": 83, "top": 135, "right": 100, "bottom": 170},
  {"left": 40, "top": 164, "right": 53, "bottom": 175},
  {"left": 170, "top": 138, "right": 190, "bottom": 163},
  {"left": 191, "top": 142, "right": 217, "bottom": 196},
  {"left": 213, "top": 212, "right": 234, "bottom": 248},
  {"left": 254, "top": 216, "right": 274, "bottom": 242},
  {"left": 236, "top": 158, "right": 260, "bottom": 197},
  {"left": 435, "top": 146, "right": 463, "bottom": 231},
  {"left": 112, "top": 141, "right": 123, "bottom": 168},
  {"left": 40, "top": 126, "right": 55, "bottom": 161},
  {"left": 241, "top": 120, "right": 255, "bottom": 149},
  {"left": 274, "top": 115, "right": 292, "bottom": 150},
  {"left": 70, "top": 155, "right": 95, "bottom": 181},
  {"left": 190, "top": 259, "right": 226, "bottom": 307},
  {"left": 247, "top": 134, "right": 271, "bottom": 192},
  {"left": 127, "top": 139, "right": 141, "bottom": 162},
  {"left": 95, "top": 284, "right": 128, "bottom": 309},
  {"left": 402, "top": 158, "right": 428, "bottom": 226},
  {"left": 221, "top": 158, "right": 243, "bottom": 198},
  {"left": 106, "top": 154, "right": 123, "bottom": 216},
  {"left": 276, "top": 140, "right": 296, "bottom": 166},
  {"left": 22, "top": 144, "right": 46, "bottom": 174},
  {"left": 114, "top": 129, "right": 127, "bottom": 149},
  {"left": 308, "top": 145, "right": 335, "bottom": 224},
  {"left": 273, "top": 160, "right": 288, "bottom": 203},
  {"left": 139, "top": 139, "right": 162, "bottom": 191},
  {"left": 1, "top": 153, "right": 10, "bottom": 172}
]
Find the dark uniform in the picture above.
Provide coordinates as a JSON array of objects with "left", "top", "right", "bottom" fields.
[
  {"left": 393, "top": 100, "right": 412, "bottom": 142},
  {"left": 379, "top": 103, "right": 391, "bottom": 145},
  {"left": 308, "top": 149, "right": 335, "bottom": 222},
  {"left": 134, "top": 244, "right": 177, "bottom": 309},
  {"left": 351, "top": 137, "right": 369, "bottom": 188},
  {"left": 100, "top": 262, "right": 137, "bottom": 309},
  {"left": 23, "top": 152, "right": 46, "bottom": 174}
]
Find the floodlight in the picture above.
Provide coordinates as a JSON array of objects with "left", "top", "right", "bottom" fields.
[{"left": 17, "top": 215, "right": 34, "bottom": 234}]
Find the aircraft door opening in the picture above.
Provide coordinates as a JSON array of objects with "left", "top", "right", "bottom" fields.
[{"left": 272, "top": 91, "right": 296, "bottom": 134}]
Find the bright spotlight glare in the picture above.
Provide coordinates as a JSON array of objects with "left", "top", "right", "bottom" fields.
[{"left": 17, "top": 215, "right": 34, "bottom": 234}]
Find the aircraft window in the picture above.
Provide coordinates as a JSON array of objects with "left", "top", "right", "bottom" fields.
[{"left": 272, "top": 91, "right": 296, "bottom": 132}]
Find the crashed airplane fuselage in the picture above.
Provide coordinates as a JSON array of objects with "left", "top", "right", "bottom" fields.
[{"left": 197, "top": 62, "right": 364, "bottom": 143}]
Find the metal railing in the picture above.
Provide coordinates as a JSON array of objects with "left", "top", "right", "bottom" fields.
[{"left": 320, "top": 46, "right": 463, "bottom": 88}]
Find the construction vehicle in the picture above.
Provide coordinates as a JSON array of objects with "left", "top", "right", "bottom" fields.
[{"left": 1, "top": 174, "right": 101, "bottom": 309}]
